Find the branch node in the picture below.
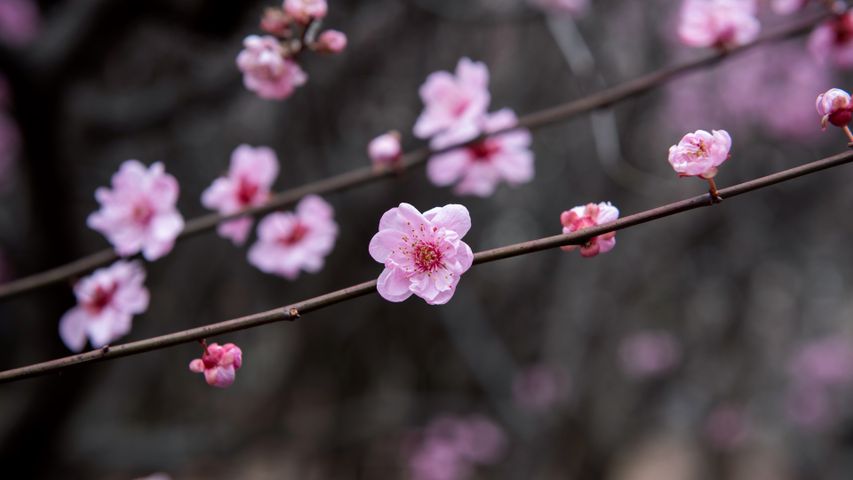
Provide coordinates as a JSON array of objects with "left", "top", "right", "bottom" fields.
[{"left": 288, "top": 307, "right": 301, "bottom": 320}]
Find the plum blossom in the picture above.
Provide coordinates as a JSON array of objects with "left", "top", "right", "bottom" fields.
[
  {"left": 59, "top": 261, "right": 149, "bottom": 352},
  {"left": 369, "top": 203, "right": 473, "bottom": 305},
  {"left": 618, "top": 330, "right": 681, "bottom": 379},
  {"left": 284, "top": 0, "right": 327, "bottom": 24},
  {"left": 368, "top": 131, "right": 402, "bottom": 169},
  {"left": 528, "top": 0, "right": 588, "bottom": 16},
  {"left": 88, "top": 160, "right": 184, "bottom": 261},
  {"left": 677, "top": 0, "right": 760, "bottom": 49},
  {"left": 407, "top": 414, "right": 507, "bottom": 480},
  {"left": 427, "top": 109, "right": 534, "bottom": 197},
  {"left": 237, "top": 35, "right": 307, "bottom": 100},
  {"left": 771, "top": 0, "right": 809, "bottom": 14},
  {"left": 202, "top": 145, "right": 279, "bottom": 246},
  {"left": 414, "top": 58, "right": 490, "bottom": 139},
  {"left": 809, "top": 10, "right": 853, "bottom": 67},
  {"left": 315, "top": 30, "right": 347, "bottom": 54},
  {"left": 189, "top": 341, "right": 243, "bottom": 388},
  {"left": 816, "top": 88, "right": 853, "bottom": 130},
  {"left": 667, "top": 129, "right": 731, "bottom": 191},
  {"left": 560, "top": 202, "right": 619, "bottom": 257},
  {"left": 248, "top": 195, "right": 338, "bottom": 279},
  {"left": 785, "top": 337, "right": 853, "bottom": 430},
  {"left": 260, "top": 7, "right": 292, "bottom": 37},
  {"left": 0, "top": 0, "right": 40, "bottom": 46}
]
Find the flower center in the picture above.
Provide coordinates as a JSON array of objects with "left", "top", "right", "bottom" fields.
[
  {"left": 468, "top": 139, "right": 501, "bottom": 162},
  {"left": 834, "top": 16, "right": 853, "bottom": 45},
  {"left": 236, "top": 177, "right": 259, "bottom": 205},
  {"left": 412, "top": 240, "right": 443, "bottom": 273},
  {"left": 279, "top": 222, "right": 309, "bottom": 246},
  {"left": 85, "top": 283, "right": 117, "bottom": 314},
  {"left": 132, "top": 202, "right": 154, "bottom": 225}
]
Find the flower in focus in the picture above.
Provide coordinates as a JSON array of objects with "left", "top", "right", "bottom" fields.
[
  {"left": 677, "top": 0, "right": 760, "bottom": 49},
  {"left": 237, "top": 35, "right": 308, "bottom": 100},
  {"left": 816, "top": 88, "right": 853, "bottom": 131},
  {"left": 284, "top": 0, "right": 327, "bottom": 24},
  {"left": 202, "top": 145, "right": 280, "bottom": 246},
  {"left": 368, "top": 131, "right": 402, "bottom": 170},
  {"left": 189, "top": 341, "right": 243, "bottom": 388},
  {"left": 618, "top": 330, "right": 681, "bottom": 379},
  {"left": 407, "top": 414, "right": 507, "bottom": 480},
  {"left": 667, "top": 129, "right": 731, "bottom": 180},
  {"left": 414, "top": 58, "right": 490, "bottom": 139},
  {"left": 315, "top": 29, "right": 347, "bottom": 54},
  {"left": 59, "top": 260, "right": 149, "bottom": 352},
  {"left": 809, "top": 10, "right": 853, "bottom": 67},
  {"left": 427, "top": 108, "right": 534, "bottom": 197},
  {"left": 528, "top": 0, "right": 588, "bottom": 16},
  {"left": 248, "top": 195, "right": 338, "bottom": 279},
  {"left": 369, "top": 203, "right": 474, "bottom": 305},
  {"left": 88, "top": 160, "right": 184, "bottom": 261},
  {"left": 0, "top": 0, "right": 40, "bottom": 46},
  {"left": 560, "top": 202, "right": 619, "bottom": 257}
]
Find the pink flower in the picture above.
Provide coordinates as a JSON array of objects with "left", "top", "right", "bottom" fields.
[
  {"left": 236, "top": 35, "right": 307, "bottom": 100},
  {"left": 427, "top": 109, "right": 534, "bottom": 197},
  {"left": 369, "top": 203, "right": 474, "bottom": 305},
  {"left": 284, "top": 0, "right": 327, "bottom": 24},
  {"left": 413, "top": 58, "right": 490, "bottom": 139},
  {"left": 59, "top": 260, "right": 149, "bottom": 352},
  {"left": 618, "top": 330, "right": 681, "bottom": 379},
  {"left": 771, "top": 0, "right": 809, "bottom": 14},
  {"left": 88, "top": 160, "right": 184, "bottom": 261},
  {"left": 260, "top": 7, "right": 292, "bottom": 37},
  {"left": 512, "top": 364, "right": 568, "bottom": 412},
  {"left": 677, "top": 0, "right": 760, "bottom": 49},
  {"left": 809, "top": 10, "right": 853, "bottom": 67},
  {"left": 560, "top": 202, "right": 619, "bottom": 257},
  {"left": 189, "top": 342, "right": 243, "bottom": 388},
  {"left": 368, "top": 131, "right": 402, "bottom": 169},
  {"left": 315, "top": 29, "right": 347, "bottom": 54},
  {"left": 248, "top": 195, "right": 338, "bottom": 279},
  {"left": 201, "top": 145, "right": 280, "bottom": 246},
  {"left": 528, "top": 0, "right": 588, "bottom": 16},
  {"left": 667, "top": 129, "right": 731, "bottom": 179},
  {"left": 0, "top": 0, "right": 40, "bottom": 46},
  {"left": 816, "top": 88, "right": 853, "bottom": 129},
  {"left": 790, "top": 338, "right": 853, "bottom": 387},
  {"left": 408, "top": 414, "right": 507, "bottom": 480}
]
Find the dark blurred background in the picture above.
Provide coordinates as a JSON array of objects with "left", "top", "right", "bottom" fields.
[{"left": 2, "top": 0, "right": 853, "bottom": 478}]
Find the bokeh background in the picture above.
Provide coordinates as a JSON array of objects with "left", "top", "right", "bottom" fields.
[{"left": 2, "top": 0, "right": 853, "bottom": 478}]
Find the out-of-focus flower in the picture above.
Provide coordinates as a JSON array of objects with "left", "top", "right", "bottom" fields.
[
  {"left": 618, "top": 330, "right": 681, "bottom": 379},
  {"left": 677, "top": 0, "right": 760, "bottom": 49},
  {"left": 809, "top": 11, "right": 853, "bottom": 68},
  {"left": 88, "top": 160, "right": 184, "bottom": 261},
  {"left": 427, "top": 108, "right": 534, "bottom": 197},
  {"left": 315, "top": 29, "right": 347, "bottom": 54},
  {"left": 189, "top": 342, "right": 243, "bottom": 388},
  {"left": 527, "top": 0, "right": 588, "bottom": 16},
  {"left": 369, "top": 203, "right": 473, "bottom": 305},
  {"left": 704, "top": 405, "right": 750, "bottom": 450},
  {"left": 414, "top": 58, "right": 490, "bottom": 139},
  {"left": 202, "top": 145, "right": 280, "bottom": 246},
  {"left": 59, "top": 261, "right": 149, "bottom": 352},
  {"left": 772, "top": 0, "right": 809, "bottom": 14},
  {"left": 408, "top": 414, "right": 507, "bottom": 480},
  {"left": 284, "top": 0, "right": 327, "bottom": 24},
  {"left": 816, "top": 88, "right": 853, "bottom": 130},
  {"left": 248, "top": 195, "right": 338, "bottom": 279},
  {"left": 790, "top": 338, "right": 853, "bottom": 387},
  {"left": 667, "top": 129, "right": 731, "bottom": 179},
  {"left": 785, "top": 381, "right": 832, "bottom": 429},
  {"left": 368, "top": 131, "right": 402, "bottom": 169},
  {"left": 237, "top": 35, "right": 307, "bottom": 100},
  {"left": 0, "top": 0, "right": 40, "bottom": 46},
  {"left": 512, "top": 364, "right": 568, "bottom": 412},
  {"left": 260, "top": 7, "right": 292, "bottom": 37},
  {"left": 560, "top": 202, "right": 619, "bottom": 257}
]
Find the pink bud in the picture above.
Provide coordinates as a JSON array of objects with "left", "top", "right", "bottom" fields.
[
  {"left": 816, "top": 88, "right": 853, "bottom": 129},
  {"left": 189, "top": 342, "right": 243, "bottom": 388},
  {"left": 368, "top": 131, "right": 402, "bottom": 168},
  {"left": 315, "top": 29, "right": 347, "bottom": 54},
  {"left": 560, "top": 202, "right": 619, "bottom": 257}
]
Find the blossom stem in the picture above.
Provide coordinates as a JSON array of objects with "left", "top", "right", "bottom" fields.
[
  {"left": 1, "top": 149, "right": 852, "bottom": 384},
  {"left": 0, "top": 12, "right": 831, "bottom": 302},
  {"left": 706, "top": 177, "right": 722, "bottom": 203},
  {"left": 843, "top": 125, "right": 853, "bottom": 145}
]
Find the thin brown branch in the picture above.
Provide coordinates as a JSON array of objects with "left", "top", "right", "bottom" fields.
[
  {"left": 0, "top": 12, "right": 829, "bottom": 301},
  {"left": 2, "top": 148, "right": 851, "bottom": 384}
]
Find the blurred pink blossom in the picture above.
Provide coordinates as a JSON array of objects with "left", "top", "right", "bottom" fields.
[
  {"left": 427, "top": 109, "right": 534, "bottom": 197},
  {"left": 189, "top": 342, "right": 243, "bottom": 388},
  {"left": 284, "top": 0, "right": 327, "bottom": 24},
  {"left": 816, "top": 87, "right": 853, "bottom": 130},
  {"left": 677, "top": 0, "right": 760, "bottom": 49},
  {"left": 0, "top": 0, "right": 40, "bottom": 46},
  {"left": 368, "top": 131, "right": 402, "bottom": 169},
  {"left": 528, "top": 0, "right": 588, "bottom": 16},
  {"left": 315, "top": 29, "right": 347, "bottom": 54},
  {"left": 202, "top": 145, "right": 280, "bottom": 246},
  {"left": 87, "top": 160, "right": 184, "bottom": 261},
  {"left": 560, "top": 202, "right": 619, "bottom": 257},
  {"left": 771, "top": 0, "right": 809, "bottom": 14},
  {"left": 248, "top": 195, "right": 338, "bottom": 279},
  {"left": 704, "top": 405, "right": 750, "bottom": 450},
  {"left": 260, "top": 7, "right": 292, "bottom": 37},
  {"left": 785, "top": 382, "right": 832, "bottom": 429},
  {"left": 414, "top": 58, "right": 490, "bottom": 139},
  {"left": 408, "top": 414, "right": 507, "bottom": 480},
  {"left": 512, "top": 364, "right": 568, "bottom": 412},
  {"left": 237, "top": 35, "right": 307, "bottom": 100},
  {"left": 809, "top": 11, "right": 853, "bottom": 67},
  {"left": 789, "top": 337, "right": 853, "bottom": 387},
  {"left": 369, "top": 203, "right": 473, "bottom": 305},
  {"left": 667, "top": 129, "right": 731, "bottom": 179},
  {"left": 59, "top": 260, "right": 149, "bottom": 352},
  {"left": 619, "top": 330, "right": 681, "bottom": 379}
]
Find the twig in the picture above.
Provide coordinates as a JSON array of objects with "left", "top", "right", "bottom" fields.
[
  {"left": 0, "top": 12, "right": 829, "bottom": 302},
  {"left": 1, "top": 148, "right": 851, "bottom": 384}
]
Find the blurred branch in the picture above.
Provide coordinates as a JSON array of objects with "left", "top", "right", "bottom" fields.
[
  {"left": 0, "top": 11, "right": 829, "bottom": 301},
  {"left": 2, "top": 147, "right": 852, "bottom": 383}
]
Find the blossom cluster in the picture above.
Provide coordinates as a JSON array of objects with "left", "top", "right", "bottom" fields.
[
  {"left": 237, "top": 0, "right": 347, "bottom": 100},
  {"left": 406, "top": 414, "right": 507, "bottom": 480}
]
